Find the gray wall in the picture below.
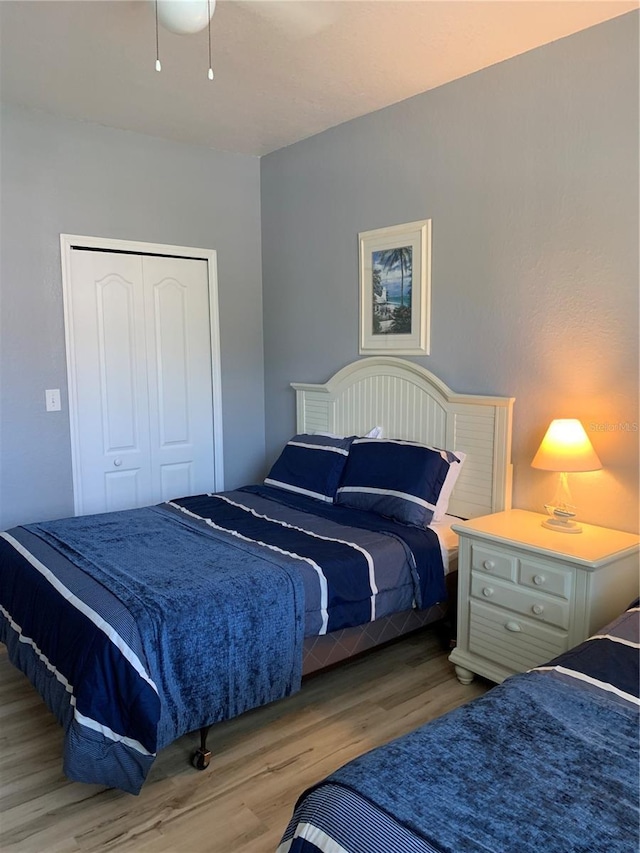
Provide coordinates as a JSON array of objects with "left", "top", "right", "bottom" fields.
[
  {"left": 0, "top": 105, "right": 264, "bottom": 529},
  {"left": 261, "top": 13, "right": 639, "bottom": 533}
]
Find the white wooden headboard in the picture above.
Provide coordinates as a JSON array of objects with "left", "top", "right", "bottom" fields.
[{"left": 292, "top": 357, "right": 514, "bottom": 520}]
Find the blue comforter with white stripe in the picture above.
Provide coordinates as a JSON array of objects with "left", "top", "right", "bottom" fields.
[
  {"left": 0, "top": 488, "right": 444, "bottom": 794},
  {"left": 278, "top": 604, "right": 640, "bottom": 853}
]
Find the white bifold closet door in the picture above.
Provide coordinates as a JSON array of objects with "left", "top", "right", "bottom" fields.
[{"left": 66, "top": 248, "right": 216, "bottom": 515}]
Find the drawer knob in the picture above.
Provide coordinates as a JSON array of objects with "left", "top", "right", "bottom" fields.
[
  {"left": 113, "top": 458, "right": 122, "bottom": 467},
  {"left": 533, "top": 574, "right": 545, "bottom": 586},
  {"left": 482, "top": 587, "right": 494, "bottom": 598},
  {"left": 483, "top": 560, "right": 495, "bottom": 571},
  {"left": 532, "top": 604, "right": 544, "bottom": 616},
  {"left": 505, "top": 620, "right": 522, "bottom": 633}
]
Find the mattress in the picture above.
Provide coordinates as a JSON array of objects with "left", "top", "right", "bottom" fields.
[{"left": 430, "top": 513, "right": 460, "bottom": 569}]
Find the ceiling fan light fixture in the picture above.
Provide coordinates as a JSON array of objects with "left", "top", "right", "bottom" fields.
[
  {"left": 152, "top": 0, "right": 216, "bottom": 81},
  {"left": 154, "top": 0, "right": 216, "bottom": 35}
]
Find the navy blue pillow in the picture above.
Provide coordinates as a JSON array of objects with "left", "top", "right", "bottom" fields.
[
  {"left": 336, "top": 438, "right": 463, "bottom": 527},
  {"left": 265, "top": 434, "right": 354, "bottom": 503}
]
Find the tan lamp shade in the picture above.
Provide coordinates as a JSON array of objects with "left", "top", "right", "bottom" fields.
[{"left": 531, "top": 419, "right": 602, "bottom": 472}]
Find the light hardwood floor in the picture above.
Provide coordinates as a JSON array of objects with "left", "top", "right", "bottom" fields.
[{"left": 0, "top": 629, "right": 489, "bottom": 853}]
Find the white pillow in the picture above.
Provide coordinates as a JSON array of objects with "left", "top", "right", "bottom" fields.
[
  {"left": 432, "top": 451, "right": 466, "bottom": 522},
  {"left": 314, "top": 427, "right": 384, "bottom": 439}
]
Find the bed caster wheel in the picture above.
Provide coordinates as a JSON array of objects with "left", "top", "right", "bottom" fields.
[{"left": 192, "top": 748, "right": 211, "bottom": 770}]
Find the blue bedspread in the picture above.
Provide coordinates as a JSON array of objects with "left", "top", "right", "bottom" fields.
[
  {"left": 278, "top": 605, "right": 640, "bottom": 853},
  {"left": 0, "top": 489, "right": 445, "bottom": 794}
]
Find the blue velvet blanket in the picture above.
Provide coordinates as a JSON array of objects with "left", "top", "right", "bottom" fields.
[
  {"left": 0, "top": 501, "right": 306, "bottom": 793},
  {"left": 279, "top": 605, "right": 640, "bottom": 853}
]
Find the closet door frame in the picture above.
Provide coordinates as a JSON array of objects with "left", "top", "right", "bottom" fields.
[{"left": 60, "top": 233, "right": 224, "bottom": 515}]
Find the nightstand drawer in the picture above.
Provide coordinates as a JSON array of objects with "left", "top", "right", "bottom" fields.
[
  {"left": 471, "top": 544, "right": 516, "bottom": 581},
  {"left": 468, "top": 600, "right": 568, "bottom": 672},
  {"left": 470, "top": 573, "right": 570, "bottom": 629},
  {"left": 518, "top": 559, "right": 572, "bottom": 599}
]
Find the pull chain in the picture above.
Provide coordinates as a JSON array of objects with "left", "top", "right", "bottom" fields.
[
  {"left": 155, "top": 0, "right": 161, "bottom": 71},
  {"left": 207, "top": 0, "right": 214, "bottom": 80}
]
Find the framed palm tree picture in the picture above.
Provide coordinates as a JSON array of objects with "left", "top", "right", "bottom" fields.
[{"left": 358, "top": 219, "right": 431, "bottom": 355}]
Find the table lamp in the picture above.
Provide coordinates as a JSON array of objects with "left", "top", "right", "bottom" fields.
[{"left": 531, "top": 418, "right": 602, "bottom": 533}]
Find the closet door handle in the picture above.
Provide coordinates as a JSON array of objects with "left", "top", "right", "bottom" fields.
[{"left": 113, "top": 458, "right": 123, "bottom": 467}]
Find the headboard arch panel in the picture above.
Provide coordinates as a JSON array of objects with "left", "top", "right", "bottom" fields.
[{"left": 292, "top": 357, "right": 514, "bottom": 519}]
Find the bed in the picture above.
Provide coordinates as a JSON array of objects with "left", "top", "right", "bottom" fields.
[
  {"left": 278, "top": 600, "right": 640, "bottom": 853},
  {"left": 0, "top": 357, "right": 514, "bottom": 794}
]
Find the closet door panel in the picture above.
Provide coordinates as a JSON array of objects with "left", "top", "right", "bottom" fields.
[
  {"left": 143, "top": 255, "right": 215, "bottom": 502},
  {"left": 67, "top": 250, "right": 152, "bottom": 514}
]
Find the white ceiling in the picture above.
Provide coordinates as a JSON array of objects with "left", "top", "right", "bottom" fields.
[{"left": 1, "top": 1, "right": 637, "bottom": 157}]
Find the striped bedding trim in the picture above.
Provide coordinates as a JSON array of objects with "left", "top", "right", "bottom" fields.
[
  {"left": 281, "top": 822, "right": 349, "bottom": 853},
  {"left": 588, "top": 632, "right": 639, "bottom": 649},
  {"left": 0, "top": 600, "right": 154, "bottom": 757},
  {"left": 533, "top": 664, "right": 639, "bottom": 706},
  {"left": 277, "top": 783, "right": 442, "bottom": 853},
  {"left": 0, "top": 531, "right": 157, "bottom": 694},
  {"left": 336, "top": 485, "right": 437, "bottom": 512},
  {"left": 288, "top": 441, "right": 350, "bottom": 456},
  {"left": 532, "top": 609, "right": 640, "bottom": 707},
  {"left": 264, "top": 479, "right": 334, "bottom": 503}
]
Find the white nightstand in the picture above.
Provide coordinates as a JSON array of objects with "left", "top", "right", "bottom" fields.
[{"left": 448, "top": 509, "right": 640, "bottom": 684}]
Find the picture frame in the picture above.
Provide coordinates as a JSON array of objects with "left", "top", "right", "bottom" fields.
[{"left": 358, "top": 219, "right": 431, "bottom": 355}]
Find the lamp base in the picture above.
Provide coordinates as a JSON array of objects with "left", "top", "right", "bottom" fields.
[
  {"left": 542, "top": 504, "right": 582, "bottom": 533},
  {"left": 541, "top": 517, "right": 582, "bottom": 534}
]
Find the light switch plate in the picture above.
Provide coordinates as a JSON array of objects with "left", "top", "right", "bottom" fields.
[{"left": 45, "top": 389, "right": 61, "bottom": 412}]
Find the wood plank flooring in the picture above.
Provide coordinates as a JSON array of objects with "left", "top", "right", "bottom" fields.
[{"left": 0, "top": 629, "right": 489, "bottom": 852}]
